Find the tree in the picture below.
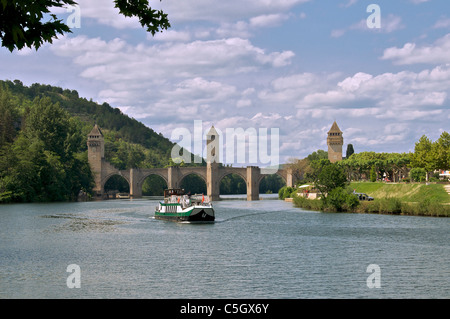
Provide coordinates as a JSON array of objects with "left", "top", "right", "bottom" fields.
[
  {"left": 370, "top": 165, "right": 376, "bottom": 182},
  {"left": 411, "top": 135, "right": 434, "bottom": 181},
  {"left": 0, "top": 96, "right": 93, "bottom": 202},
  {"left": 410, "top": 167, "right": 426, "bottom": 182},
  {"left": 433, "top": 132, "right": 450, "bottom": 170},
  {"left": 0, "top": 0, "right": 170, "bottom": 52},
  {"left": 316, "top": 163, "right": 348, "bottom": 198},
  {"left": 0, "top": 84, "right": 18, "bottom": 145},
  {"left": 327, "top": 187, "right": 359, "bottom": 212},
  {"left": 346, "top": 144, "right": 354, "bottom": 159}
]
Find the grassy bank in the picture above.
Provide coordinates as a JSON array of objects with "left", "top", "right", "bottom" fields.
[
  {"left": 350, "top": 182, "right": 449, "bottom": 204},
  {"left": 291, "top": 182, "right": 450, "bottom": 217}
]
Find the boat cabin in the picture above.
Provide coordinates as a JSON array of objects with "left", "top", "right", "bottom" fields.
[{"left": 164, "top": 188, "right": 185, "bottom": 198}]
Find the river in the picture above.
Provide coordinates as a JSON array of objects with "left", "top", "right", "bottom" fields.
[{"left": 0, "top": 195, "right": 449, "bottom": 299}]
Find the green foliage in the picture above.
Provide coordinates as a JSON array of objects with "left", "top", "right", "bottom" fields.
[
  {"left": 259, "top": 174, "right": 285, "bottom": 194},
  {"left": 316, "top": 163, "right": 348, "bottom": 197},
  {"left": 142, "top": 175, "right": 167, "bottom": 196},
  {"left": 278, "top": 186, "right": 294, "bottom": 200},
  {"left": 0, "top": 0, "right": 76, "bottom": 51},
  {"left": 340, "top": 151, "right": 411, "bottom": 182},
  {"left": 346, "top": 144, "right": 354, "bottom": 159},
  {"left": 409, "top": 167, "right": 426, "bottom": 182},
  {"left": 2, "top": 79, "right": 176, "bottom": 170},
  {"left": 220, "top": 174, "right": 246, "bottom": 195},
  {"left": 1, "top": 0, "right": 170, "bottom": 51},
  {"left": 410, "top": 133, "right": 450, "bottom": 176},
  {"left": 0, "top": 93, "right": 93, "bottom": 203},
  {"left": 327, "top": 187, "right": 360, "bottom": 212},
  {"left": 370, "top": 166, "right": 376, "bottom": 182},
  {"left": 114, "top": 0, "right": 170, "bottom": 36},
  {"left": 0, "top": 84, "right": 19, "bottom": 145},
  {"left": 352, "top": 182, "right": 449, "bottom": 204},
  {"left": 292, "top": 195, "right": 324, "bottom": 211},
  {"left": 180, "top": 174, "right": 206, "bottom": 195},
  {"left": 104, "top": 175, "right": 129, "bottom": 193}
]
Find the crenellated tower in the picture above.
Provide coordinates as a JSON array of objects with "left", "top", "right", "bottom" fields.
[
  {"left": 206, "top": 125, "right": 220, "bottom": 201},
  {"left": 327, "top": 121, "right": 343, "bottom": 163},
  {"left": 87, "top": 124, "right": 104, "bottom": 196}
]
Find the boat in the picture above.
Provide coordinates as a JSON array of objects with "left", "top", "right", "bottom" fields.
[{"left": 154, "top": 189, "right": 215, "bottom": 223}]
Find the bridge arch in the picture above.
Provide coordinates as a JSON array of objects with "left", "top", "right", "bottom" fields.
[
  {"left": 179, "top": 172, "right": 207, "bottom": 194},
  {"left": 178, "top": 170, "right": 207, "bottom": 184},
  {"left": 141, "top": 174, "right": 168, "bottom": 196},
  {"left": 137, "top": 171, "right": 168, "bottom": 188},
  {"left": 219, "top": 172, "right": 247, "bottom": 196},
  {"left": 102, "top": 173, "right": 131, "bottom": 198},
  {"left": 102, "top": 172, "right": 130, "bottom": 192}
]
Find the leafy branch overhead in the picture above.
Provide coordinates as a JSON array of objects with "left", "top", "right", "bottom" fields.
[
  {"left": 0, "top": 0, "right": 170, "bottom": 52},
  {"left": 114, "top": 0, "right": 170, "bottom": 36}
]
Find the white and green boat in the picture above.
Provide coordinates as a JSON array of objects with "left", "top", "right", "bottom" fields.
[{"left": 155, "top": 189, "right": 215, "bottom": 223}]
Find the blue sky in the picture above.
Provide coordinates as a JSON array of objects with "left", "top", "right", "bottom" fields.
[{"left": 1, "top": 0, "right": 450, "bottom": 166}]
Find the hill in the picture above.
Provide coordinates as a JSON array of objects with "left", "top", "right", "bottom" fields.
[{"left": 1, "top": 79, "right": 176, "bottom": 169}]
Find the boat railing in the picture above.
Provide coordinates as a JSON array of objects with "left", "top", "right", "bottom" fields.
[{"left": 164, "top": 194, "right": 212, "bottom": 207}]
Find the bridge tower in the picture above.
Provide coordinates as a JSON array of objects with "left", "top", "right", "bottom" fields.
[
  {"left": 87, "top": 124, "right": 105, "bottom": 197},
  {"left": 327, "top": 121, "right": 343, "bottom": 163},
  {"left": 206, "top": 126, "right": 220, "bottom": 201}
]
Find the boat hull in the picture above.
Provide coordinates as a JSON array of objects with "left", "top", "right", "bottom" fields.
[{"left": 155, "top": 206, "right": 215, "bottom": 223}]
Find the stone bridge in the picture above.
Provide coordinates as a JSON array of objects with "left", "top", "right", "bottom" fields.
[{"left": 87, "top": 125, "right": 292, "bottom": 201}]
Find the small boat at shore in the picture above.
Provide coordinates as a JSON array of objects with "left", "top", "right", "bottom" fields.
[{"left": 155, "top": 189, "right": 215, "bottom": 223}]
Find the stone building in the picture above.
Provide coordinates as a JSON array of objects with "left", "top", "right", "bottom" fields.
[{"left": 327, "top": 121, "right": 343, "bottom": 163}]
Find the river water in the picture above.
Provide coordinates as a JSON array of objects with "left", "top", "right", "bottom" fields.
[{"left": 0, "top": 195, "right": 449, "bottom": 299}]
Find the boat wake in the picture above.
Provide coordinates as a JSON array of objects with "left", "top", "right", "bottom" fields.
[{"left": 216, "top": 210, "right": 281, "bottom": 223}]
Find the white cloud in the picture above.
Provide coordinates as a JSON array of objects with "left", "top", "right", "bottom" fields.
[
  {"left": 381, "top": 33, "right": 450, "bottom": 65},
  {"left": 53, "top": 0, "right": 142, "bottom": 29},
  {"left": 162, "top": 0, "right": 310, "bottom": 23},
  {"left": 433, "top": 18, "right": 450, "bottom": 29},
  {"left": 331, "top": 15, "right": 404, "bottom": 38},
  {"left": 51, "top": 36, "right": 295, "bottom": 85},
  {"left": 341, "top": 0, "right": 358, "bottom": 8},
  {"left": 152, "top": 30, "right": 192, "bottom": 42},
  {"left": 249, "top": 14, "right": 290, "bottom": 28}
]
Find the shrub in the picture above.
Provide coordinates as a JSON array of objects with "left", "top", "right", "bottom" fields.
[
  {"left": 278, "top": 186, "right": 294, "bottom": 200},
  {"left": 293, "top": 195, "right": 324, "bottom": 211},
  {"left": 326, "top": 187, "right": 360, "bottom": 212},
  {"left": 410, "top": 167, "right": 427, "bottom": 182},
  {"left": 327, "top": 187, "right": 347, "bottom": 211}
]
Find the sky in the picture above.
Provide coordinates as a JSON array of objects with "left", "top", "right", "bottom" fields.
[{"left": 1, "top": 0, "right": 450, "bottom": 167}]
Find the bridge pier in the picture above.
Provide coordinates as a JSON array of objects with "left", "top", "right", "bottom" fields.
[
  {"left": 247, "top": 166, "right": 260, "bottom": 201},
  {"left": 207, "top": 162, "right": 220, "bottom": 201},
  {"left": 130, "top": 168, "right": 142, "bottom": 198},
  {"left": 167, "top": 166, "right": 180, "bottom": 189}
]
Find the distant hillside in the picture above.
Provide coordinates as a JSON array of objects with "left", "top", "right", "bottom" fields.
[{"left": 1, "top": 79, "right": 174, "bottom": 161}]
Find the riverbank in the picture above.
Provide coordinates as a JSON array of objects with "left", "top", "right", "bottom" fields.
[{"left": 290, "top": 182, "right": 450, "bottom": 217}]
